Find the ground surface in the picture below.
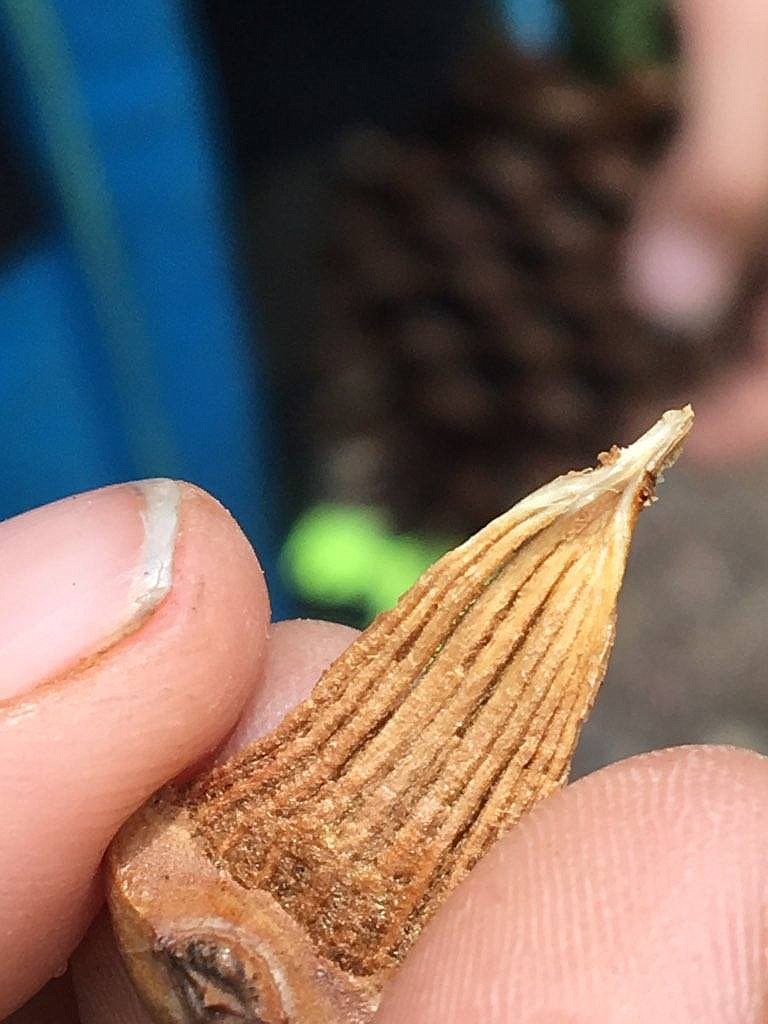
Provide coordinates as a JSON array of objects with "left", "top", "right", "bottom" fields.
[{"left": 573, "top": 457, "right": 768, "bottom": 775}]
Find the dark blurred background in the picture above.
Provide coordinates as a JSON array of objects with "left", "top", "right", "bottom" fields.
[{"left": 0, "top": 0, "right": 765, "bottom": 774}]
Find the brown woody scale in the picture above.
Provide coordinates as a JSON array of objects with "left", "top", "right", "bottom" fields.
[
  {"left": 187, "top": 491, "right": 618, "bottom": 978},
  {"left": 310, "top": 44, "right": 753, "bottom": 534},
  {"left": 109, "top": 409, "right": 692, "bottom": 1024}
]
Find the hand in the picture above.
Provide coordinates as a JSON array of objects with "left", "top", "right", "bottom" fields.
[
  {"left": 2, "top": 484, "right": 766, "bottom": 1022},
  {"left": 626, "top": 0, "right": 768, "bottom": 464}
]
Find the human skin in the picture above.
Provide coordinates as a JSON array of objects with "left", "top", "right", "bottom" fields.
[
  {"left": 628, "top": 0, "right": 768, "bottom": 464},
  {"left": 5, "top": 0, "right": 768, "bottom": 1015},
  {"left": 1, "top": 482, "right": 766, "bottom": 1023}
]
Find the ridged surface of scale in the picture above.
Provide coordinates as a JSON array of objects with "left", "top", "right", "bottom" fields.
[
  {"left": 184, "top": 412, "right": 692, "bottom": 976},
  {"left": 108, "top": 409, "right": 693, "bottom": 1024}
]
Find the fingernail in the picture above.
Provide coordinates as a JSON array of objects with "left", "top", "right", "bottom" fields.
[
  {"left": 0, "top": 480, "right": 180, "bottom": 702},
  {"left": 626, "top": 223, "right": 739, "bottom": 331}
]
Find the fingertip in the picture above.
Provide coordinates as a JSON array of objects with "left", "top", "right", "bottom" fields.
[
  {"left": 0, "top": 480, "right": 269, "bottom": 1013},
  {"left": 625, "top": 0, "right": 768, "bottom": 333},
  {"left": 623, "top": 138, "right": 748, "bottom": 333},
  {"left": 624, "top": 215, "right": 741, "bottom": 331},
  {"left": 216, "top": 617, "right": 359, "bottom": 761},
  {"left": 379, "top": 745, "right": 768, "bottom": 1023},
  {"left": 174, "top": 479, "right": 271, "bottom": 629}
]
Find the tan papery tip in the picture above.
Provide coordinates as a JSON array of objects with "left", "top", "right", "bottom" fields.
[{"left": 624, "top": 405, "right": 694, "bottom": 476}]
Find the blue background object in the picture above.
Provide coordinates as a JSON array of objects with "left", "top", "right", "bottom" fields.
[
  {"left": 502, "top": 0, "right": 563, "bottom": 51},
  {"left": 0, "top": 1, "right": 289, "bottom": 616}
]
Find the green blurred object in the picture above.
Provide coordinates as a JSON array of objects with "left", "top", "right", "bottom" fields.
[
  {"left": 365, "top": 533, "right": 451, "bottom": 620},
  {"left": 564, "top": 0, "right": 672, "bottom": 77},
  {"left": 282, "top": 503, "right": 455, "bottom": 621},
  {"left": 281, "top": 504, "right": 389, "bottom": 607}
]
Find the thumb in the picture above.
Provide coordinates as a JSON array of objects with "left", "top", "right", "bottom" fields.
[
  {"left": 0, "top": 482, "right": 269, "bottom": 1016},
  {"left": 625, "top": 0, "right": 768, "bottom": 329}
]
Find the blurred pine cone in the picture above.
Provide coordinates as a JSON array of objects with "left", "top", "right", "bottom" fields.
[{"left": 310, "top": 42, "right": 756, "bottom": 535}]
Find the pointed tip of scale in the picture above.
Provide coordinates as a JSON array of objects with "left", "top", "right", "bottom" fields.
[
  {"left": 517, "top": 406, "right": 695, "bottom": 520},
  {"left": 620, "top": 405, "right": 695, "bottom": 481}
]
